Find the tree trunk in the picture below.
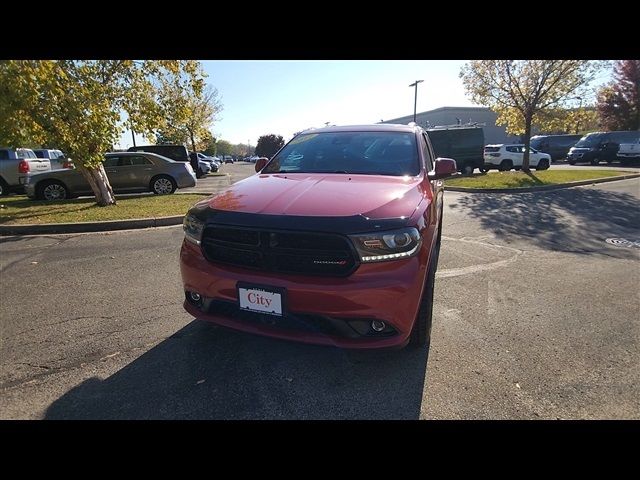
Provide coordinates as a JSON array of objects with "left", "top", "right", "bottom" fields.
[
  {"left": 522, "top": 113, "right": 533, "bottom": 172},
  {"left": 190, "top": 132, "right": 197, "bottom": 155},
  {"left": 77, "top": 163, "right": 116, "bottom": 206}
]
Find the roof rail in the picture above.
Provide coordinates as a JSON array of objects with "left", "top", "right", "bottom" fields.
[{"left": 427, "top": 122, "right": 486, "bottom": 130}]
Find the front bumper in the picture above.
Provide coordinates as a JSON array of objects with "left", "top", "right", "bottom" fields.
[{"left": 179, "top": 239, "right": 431, "bottom": 349}]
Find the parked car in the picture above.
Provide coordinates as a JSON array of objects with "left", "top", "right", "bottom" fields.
[
  {"left": 127, "top": 144, "right": 189, "bottom": 162},
  {"left": 189, "top": 152, "right": 213, "bottom": 177},
  {"left": 180, "top": 123, "right": 458, "bottom": 349},
  {"left": 0, "top": 147, "right": 51, "bottom": 195},
  {"left": 617, "top": 139, "right": 640, "bottom": 164},
  {"left": 32, "top": 149, "right": 73, "bottom": 170},
  {"left": 567, "top": 131, "right": 640, "bottom": 165},
  {"left": 223, "top": 155, "right": 234, "bottom": 164},
  {"left": 529, "top": 134, "right": 582, "bottom": 161},
  {"left": 482, "top": 144, "right": 551, "bottom": 171},
  {"left": 25, "top": 152, "right": 196, "bottom": 200},
  {"left": 193, "top": 152, "right": 219, "bottom": 172},
  {"left": 426, "top": 125, "right": 484, "bottom": 175}
]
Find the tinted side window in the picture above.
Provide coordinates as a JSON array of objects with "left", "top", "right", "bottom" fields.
[
  {"left": 0, "top": 149, "right": 9, "bottom": 160},
  {"left": 129, "top": 156, "right": 152, "bottom": 166},
  {"left": 506, "top": 146, "right": 520, "bottom": 153},
  {"left": 612, "top": 131, "right": 640, "bottom": 143},
  {"left": 103, "top": 156, "right": 119, "bottom": 168}
]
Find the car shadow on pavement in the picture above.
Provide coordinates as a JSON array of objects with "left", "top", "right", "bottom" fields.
[
  {"left": 44, "top": 321, "right": 430, "bottom": 419},
  {"left": 448, "top": 185, "right": 639, "bottom": 258}
]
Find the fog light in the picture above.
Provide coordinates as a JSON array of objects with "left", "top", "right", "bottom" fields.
[
  {"left": 371, "top": 320, "right": 386, "bottom": 332},
  {"left": 189, "top": 292, "right": 201, "bottom": 302}
]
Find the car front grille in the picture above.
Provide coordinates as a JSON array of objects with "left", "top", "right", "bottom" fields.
[{"left": 201, "top": 226, "right": 358, "bottom": 276}]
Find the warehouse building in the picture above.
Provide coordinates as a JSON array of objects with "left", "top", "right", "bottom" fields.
[{"left": 380, "top": 106, "right": 520, "bottom": 145}]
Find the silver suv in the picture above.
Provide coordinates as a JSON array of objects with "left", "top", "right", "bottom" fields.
[{"left": 0, "top": 148, "right": 52, "bottom": 195}]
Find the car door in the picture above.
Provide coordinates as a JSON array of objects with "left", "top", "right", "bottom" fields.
[
  {"left": 506, "top": 146, "right": 523, "bottom": 166},
  {"left": 102, "top": 155, "right": 128, "bottom": 191},
  {"left": 116, "top": 155, "right": 154, "bottom": 190},
  {"left": 529, "top": 147, "right": 542, "bottom": 166}
]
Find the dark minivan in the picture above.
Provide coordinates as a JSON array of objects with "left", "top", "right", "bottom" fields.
[
  {"left": 530, "top": 134, "right": 582, "bottom": 161},
  {"left": 426, "top": 126, "right": 484, "bottom": 175},
  {"left": 567, "top": 131, "right": 640, "bottom": 165},
  {"left": 127, "top": 144, "right": 189, "bottom": 162}
]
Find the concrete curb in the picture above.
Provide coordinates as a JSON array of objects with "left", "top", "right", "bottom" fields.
[
  {"left": 0, "top": 215, "right": 184, "bottom": 236},
  {"left": 445, "top": 173, "right": 640, "bottom": 194}
]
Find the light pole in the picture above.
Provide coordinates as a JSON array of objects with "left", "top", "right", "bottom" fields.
[
  {"left": 409, "top": 80, "right": 423, "bottom": 123},
  {"left": 575, "top": 96, "right": 583, "bottom": 134}
]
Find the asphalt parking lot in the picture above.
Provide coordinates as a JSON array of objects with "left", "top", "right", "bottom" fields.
[{"left": 0, "top": 165, "right": 638, "bottom": 419}]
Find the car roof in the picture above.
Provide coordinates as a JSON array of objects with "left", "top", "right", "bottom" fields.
[{"left": 298, "top": 124, "right": 420, "bottom": 134}]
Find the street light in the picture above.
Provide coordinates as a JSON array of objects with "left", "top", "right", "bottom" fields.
[
  {"left": 575, "top": 96, "right": 583, "bottom": 134},
  {"left": 409, "top": 80, "right": 424, "bottom": 123}
]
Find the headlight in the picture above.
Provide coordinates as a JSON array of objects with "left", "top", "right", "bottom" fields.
[
  {"left": 183, "top": 214, "right": 204, "bottom": 245},
  {"left": 349, "top": 227, "right": 422, "bottom": 263}
]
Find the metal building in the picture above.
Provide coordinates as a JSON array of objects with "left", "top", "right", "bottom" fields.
[{"left": 380, "top": 106, "right": 520, "bottom": 145}]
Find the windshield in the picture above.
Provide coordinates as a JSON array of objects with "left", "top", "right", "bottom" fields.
[
  {"left": 262, "top": 131, "right": 420, "bottom": 176},
  {"left": 574, "top": 134, "right": 603, "bottom": 148},
  {"left": 530, "top": 138, "right": 542, "bottom": 149}
]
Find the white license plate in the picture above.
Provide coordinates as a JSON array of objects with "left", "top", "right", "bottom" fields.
[{"left": 238, "top": 285, "right": 283, "bottom": 316}]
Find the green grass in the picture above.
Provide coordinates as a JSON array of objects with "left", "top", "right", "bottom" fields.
[
  {"left": 0, "top": 193, "right": 208, "bottom": 225},
  {"left": 444, "top": 170, "right": 624, "bottom": 189}
]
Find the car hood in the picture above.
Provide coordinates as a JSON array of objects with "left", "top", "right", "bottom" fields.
[{"left": 198, "top": 173, "right": 428, "bottom": 219}]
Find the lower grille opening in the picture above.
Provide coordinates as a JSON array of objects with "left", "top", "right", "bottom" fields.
[{"left": 196, "top": 298, "right": 397, "bottom": 339}]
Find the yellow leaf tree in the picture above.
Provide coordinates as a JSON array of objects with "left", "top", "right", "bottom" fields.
[
  {"left": 460, "top": 60, "right": 603, "bottom": 171},
  {"left": 0, "top": 60, "right": 207, "bottom": 206}
]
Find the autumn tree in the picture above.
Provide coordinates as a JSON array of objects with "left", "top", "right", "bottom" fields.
[
  {"left": 0, "top": 60, "right": 205, "bottom": 206},
  {"left": 202, "top": 137, "right": 218, "bottom": 156},
  {"left": 596, "top": 60, "right": 640, "bottom": 131},
  {"left": 460, "top": 60, "right": 602, "bottom": 171},
  {"left": 255, "top": 134, "right": 285, "bottom": 158},
  {"left": 216, "top": 140, "right": 233, "bottom": 157},
  {"left": 155, "top": 73, "right": 222, "bottom": 155}
]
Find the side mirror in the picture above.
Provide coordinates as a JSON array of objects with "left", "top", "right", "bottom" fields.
[
  {"left": 255, "top": 157, "right": 268, "bottom": 172},
  {"left": 428, "top": 158, "right": 457, "bottom": 180}
]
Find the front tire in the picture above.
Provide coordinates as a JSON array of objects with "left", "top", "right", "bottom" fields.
[
  {"left": 462, "top": 164, "right": 474, "bottom": 175},
  {"left": 499, "top": 160, "right": 513, "bottom": 172},
  {"left": 590, "top": 158, "right": 600, "bottom": 166},
  {"left": 150, "top": 175, "right": 177, "bottom": 195},
  {"left": 536, "top": 159, "right": 550, "bottom": 170},
  {"left": 409, "top": 237, "right": 440, "bottom": 348},
  {"left": 39, "top": 180, "right": 69, "bottom": 201},
  {"left": 479, "top": 167, "right": 489, "bottom": 173}
]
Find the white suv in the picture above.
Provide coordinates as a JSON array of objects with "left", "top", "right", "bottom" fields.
[{"left": 482, "top": 144, "right": 552, "bottom": 172}]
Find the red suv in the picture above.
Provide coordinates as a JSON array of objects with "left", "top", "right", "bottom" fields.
[{"left": 180, "top": 124, "right": 456, "bottom": 349}]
